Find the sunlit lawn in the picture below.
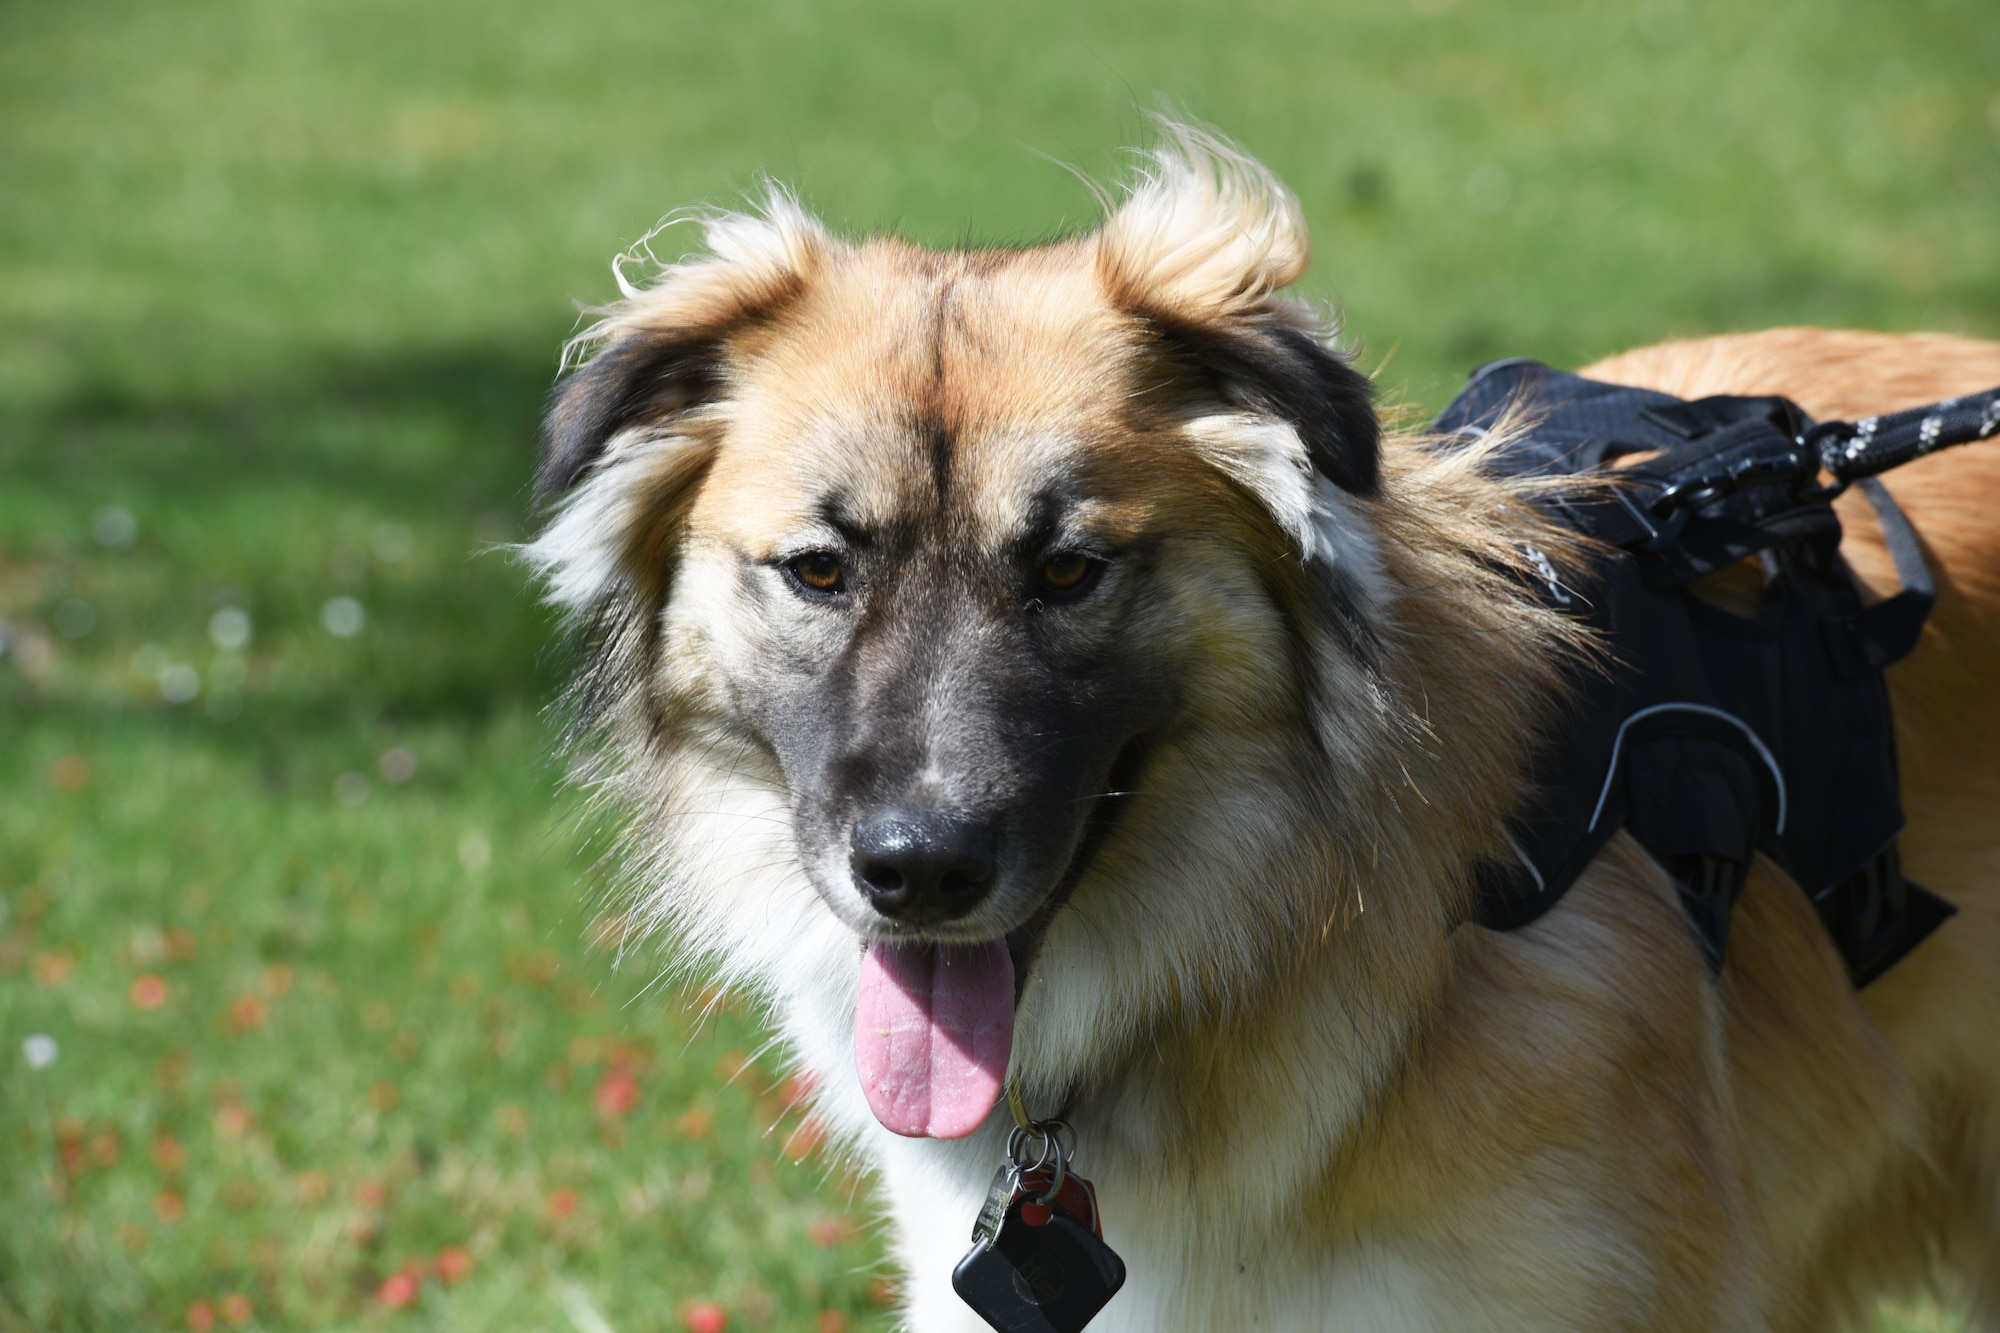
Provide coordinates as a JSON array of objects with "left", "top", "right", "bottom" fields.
[{"left": 2, "top": 0, "right": 1994, "bottom": 1328}]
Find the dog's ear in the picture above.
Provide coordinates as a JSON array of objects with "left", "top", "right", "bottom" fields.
[
  {"left": 537, "top": 197, "right": 832, "bottom": 499},
  {"left": 538, "top": 328, "right": 723, "bottom": 498},
  {"left": 526, "top": 196, "right": 832, "bottom": 615},
  {"left": 1096, "top": 119, "right": 1378, "bottom": 497}
]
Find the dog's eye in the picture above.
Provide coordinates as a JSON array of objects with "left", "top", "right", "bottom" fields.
[
  {"left": 788, "top": 551, "right": 845, "bottom": 595},
  {"left": 1037, "top": 552, "right": 1100, "bottom": 597}
]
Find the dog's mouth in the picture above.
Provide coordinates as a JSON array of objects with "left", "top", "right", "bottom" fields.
[{"left": 849, "top": 739, "right": 1149, "bottom": 1140}]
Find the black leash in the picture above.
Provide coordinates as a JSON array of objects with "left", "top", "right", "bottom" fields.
[{"left": 1811, "top": 386, "right": 2000, "bottom": 483}]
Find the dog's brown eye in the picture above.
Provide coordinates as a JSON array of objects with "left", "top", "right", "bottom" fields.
[
  {"left": 1039, "top": 552, "right": 1095, "bottom": 594},
  {"left": 790, "top": 552, "right": 845, "bottom": 593}
]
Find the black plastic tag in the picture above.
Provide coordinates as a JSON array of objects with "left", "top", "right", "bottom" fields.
[{"left": 951, "top": 1183, "right": 1125, "bottom": 1333}]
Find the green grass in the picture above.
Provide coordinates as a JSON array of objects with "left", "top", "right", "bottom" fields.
[{"left": 2, "top": 0, "right": 1994, "bottom": 1328}]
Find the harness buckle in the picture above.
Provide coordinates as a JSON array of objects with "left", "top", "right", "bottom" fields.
[{"left": 1647, "top": 440, "right": 1820, "bottom": 519}]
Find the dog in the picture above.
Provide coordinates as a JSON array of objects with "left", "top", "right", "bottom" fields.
[{"left": 523, "top": 122, "right": 2000, "bottom": 1330}]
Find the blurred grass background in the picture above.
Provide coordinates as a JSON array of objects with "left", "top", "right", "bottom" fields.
[{"left": 1, "top": 0, "right": 1994, "bottom": 1328}]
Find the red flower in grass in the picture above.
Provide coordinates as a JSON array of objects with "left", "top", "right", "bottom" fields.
[
  {"left": 684, "top": 1303, "right": 728, "bottom": 1333},
  {"left": 220, "top": 1293, "right": 253, "bottom": 1325},
  {"left": 817, "top": 1312, "right": 849, "bottom": 1333},
  {"left": 807, "top": 1216, "right": 854, "bottom": 1248},
  {"left": 377, "top": 1268, "right": 422, "bottom": 1309},
  {"left": 212, "top": 1101, "right": 254, "bottom": 1138},
  {"left": 186, "top": 1301, "right": 216, "bottom": 1331},
  {"left": 55, "top": 1118, "right": 86, "bottom": 1174},
  {"left": 154, "top": 1192, "right": 186, "bottom": 1223},
  {"left": 547, "top": 1187, "right": 579, "bottom": 1220},
  {"left": 223, "top": 993, "right": 266, "bottom": 1033},
  {"left": 151, "top": 1134, "right": 185, "bottom": 1172},
  {"left": 434, "top": 1245, "right": 475, "bottom": 1285},
  {"left": 130, "top": 974, "right": 169, "bottom": 1010},
  {"left": 594, "top": 1063, "right": 640, "bottom": 1119}
]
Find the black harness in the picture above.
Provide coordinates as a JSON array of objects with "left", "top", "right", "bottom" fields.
[{"left": 1432, "top": 362, "right": 2000, "bottom": 985}]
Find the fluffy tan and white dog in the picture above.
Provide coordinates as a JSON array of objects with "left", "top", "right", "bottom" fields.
[{"left": 523, "top": 123, "right": 2000, "bottom": 1330}]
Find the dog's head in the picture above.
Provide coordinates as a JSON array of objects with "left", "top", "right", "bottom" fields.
[{"left": 526, "top": 125, "right": 1536, "bottom": 1142}]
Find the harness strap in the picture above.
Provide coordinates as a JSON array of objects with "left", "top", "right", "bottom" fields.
[
  {"left": 1821, "top": 478, "right": 1936, "bottom": 678},
  {"left": 1812, "top": 842, "right": 1959, "bottom": 989}
]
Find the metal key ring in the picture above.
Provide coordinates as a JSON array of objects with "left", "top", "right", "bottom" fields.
[
  {"left": 1027, "top": 1138, "right": 1067, "bottom": 1207},
  {"left": 1038, "top": 1119, "right": 1076, "bottom": 1163},
  {"left": 1006, "top": 1118, "right": 1070, "bottom": 1206},
  {"left": 1007, "top": 1123, "right": 1060, "bottom": 1175}
]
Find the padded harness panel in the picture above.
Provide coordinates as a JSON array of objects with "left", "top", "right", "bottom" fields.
[{"left": 1432, "top": 361, "right": 1957, "bottom": 986}]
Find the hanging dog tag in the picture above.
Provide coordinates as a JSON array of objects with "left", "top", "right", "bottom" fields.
[{"left": 952, "top": 1120, "right": 1125, "bottom": 1333}]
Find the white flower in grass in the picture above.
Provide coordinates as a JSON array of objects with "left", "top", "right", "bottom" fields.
[
  {"left": 209, "top": 606, "right": 252, "bottom": 651},
  {"left": 322, "top": 597, "right": 365, "bottom": 638},
  {"left": 23, "top": 1034, "right": 58, "bottom": 1070},
  {"left": 92, "top": 506, "right": 137, "bottom": 548},
  {"left": 159, "top": 663, "right": 201, "bottom": 703},
  {"left": 378, "top": 747, "right": 417, "bottom": 784}
]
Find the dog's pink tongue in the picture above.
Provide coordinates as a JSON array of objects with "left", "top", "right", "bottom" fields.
[{"left": 854, "top": 940, "right": 1013, "bottom": 1139}]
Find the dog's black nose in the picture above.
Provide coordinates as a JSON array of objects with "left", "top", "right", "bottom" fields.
[{"left": 850, "top": 810, "right": 996, "bottom": 923}]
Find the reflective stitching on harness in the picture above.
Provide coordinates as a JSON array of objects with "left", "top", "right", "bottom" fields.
[{"left": 1586, "top": 703, "right": 1789, "bottom": 836}]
